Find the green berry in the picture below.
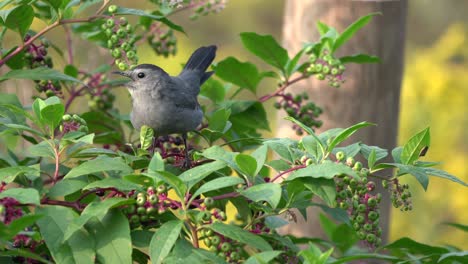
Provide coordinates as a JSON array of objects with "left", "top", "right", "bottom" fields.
[
  {"left": 353, "top": 161, "right": 363, "bottom": 171},
  {"left": 204, "top": 197, "right": 215, "bottom": 209},
  {"left": 357, "top": 204, "right": 367, "bottom": 212},
  {"left": 157, "top": 184, "right": 166, "bottom": 194},
  {"left": 363, "top": 223, "right": 373, "bottom": 231},
  {"left": 368, "top": 211, "right": 379, "bottom": 220},
  {"left": 108, "top": 5, "right": 118, "bottom": 14},
  {"left": 204, "top": 238, "right": 212, "bottom": 247},
  {"left": 323, "top": 65, "right": 330, "bottom": 74},
  {"left": 204, "top": 229, "right": 214, "bottom": 237},
  {"left": 125, "top": 24, "right": 133, "bottom": 33},
  {"left": 211, "top": 236, "right": 221, "bottom": 246},
  {"left": 126, "top": 50, "right": 135, "bottom": 59},
  {"left": 62, "top": 114, "right": 71, "bottom": 121},
  {"left": 118, "top": 62, "right": 128, "bottom": 71},
  {"left": 221, "top": 242, "right": 231, "bottom": 252},
  {"left": 110, "top": 34, "right": 118, "bottom": 44},
  {"left": 202, "top": 211, "right": 211, "bottom": 221},
  {"left": 130, "top": 214, "right": 140, "bottom": 223},
  {"left": 136, "top": 195, "right": 146, "bottom": 206},
  {"left": 346, "top": 157, "right": 355, "bottom": 166},
  {"left": 140, "top": 215, "right": 149, "bottom": 222},
  {"left": 357, "top": 231, "right": 366, "bottom": 240},
  {"left": 331, "top": 68, "right": 339, "bottom": 75},
  {"left": 315, "top": 63, "right": 323, "bottom": 72},
  {"left": 117, "top": 28, "right": 126, "bottom": 38},
  {"left": 137, "top": 206, "right": 146, "bottom": 215},
  {"left": 368, "top": 197, "right": 377, "bottom": 207},
  {"left": 316, "top": 73, "right": 325, "bottom": 80},
  {"left": 111, "top": 48, "right": 121, "bottom": 58},
  {"left": 336, "top": 151, "right": 345, "bottom": 161},
  {"left": 356, "top": 214, "right": 365, "bottom": 223},
  {"left": 148, "top": 194, "right": 158, "bottom": 205},
  {"left": 106, "top": 19, "right": 115, "bottom": 27},
  {"left": 366, "top": 233, "right": 376, "bottom": 243}
]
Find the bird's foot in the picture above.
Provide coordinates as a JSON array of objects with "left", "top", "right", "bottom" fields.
[{"left": 182, "top": 156, "right": 192, "bottom": 169}]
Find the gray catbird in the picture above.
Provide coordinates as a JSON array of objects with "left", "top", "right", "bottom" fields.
[{"left": 113, "top": 45, "right": 217, "bottom": 167}]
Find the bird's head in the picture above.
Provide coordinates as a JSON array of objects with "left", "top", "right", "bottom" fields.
[{"left": 113, "top": 64, "right": 168, "bottom": 95}]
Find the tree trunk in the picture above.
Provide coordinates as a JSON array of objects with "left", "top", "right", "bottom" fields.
[{"left": 279, "top": 0, "right": 407, "bottom": 245}]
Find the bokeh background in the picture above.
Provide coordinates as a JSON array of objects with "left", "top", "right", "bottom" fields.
[{"left": 2, "top": 0, "right": 467, "bottom": 249}]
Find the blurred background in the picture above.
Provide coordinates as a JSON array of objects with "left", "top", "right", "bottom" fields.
[{"left": 2, "top": 0, "right": 467, "bottom": 249}]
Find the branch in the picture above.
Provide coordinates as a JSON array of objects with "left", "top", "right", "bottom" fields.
[
  {"left": 258, "top": 74, "right": 309, "bottom": 103},
  {"left": 271, "top": 164, "right": 306, "bottom": 182}
]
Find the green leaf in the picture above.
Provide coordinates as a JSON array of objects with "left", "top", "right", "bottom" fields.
[
  {"left": 222, "top": 100, "right": 270, "bottom": 131},
  {"left": 63, "top": 197, "right": 132, "bottom": 241},
  {"left": 3, "top": 5, "right": 34, "bottom": 38},
  {"left": 0, "top": 188, "right": 40, "bottom": 204},
  {"left": 286, "top": 116, "right": 325, "bottom": 158},
  {"left": 330, "top": 254, "right": 401, "bottom": 264},
  {"left": 0, "top": 166, "right": 39, "bottom": 183},
  {"left": 83, "top": 178, "right": 142, "bottom": 191},
  {"left": 131, "top": 230, "right": 154, "bottom": 248},
  {"left": 1, "top": 123, "right": 44, "bottom": 136},
  {"left": 40, "top": 96, "right": 65, "bottom": 131},
  {"left": 149, "top": 171, "right": 187, "bottom": 199},
  {"left": 316, "top": 21, "right": 330, "bottom": 35},
  {"left": 0, "top": 67, "right": 85, "bottom": 84},
  {"left": 367, "top": 149, "right": 376, "bottom": 169},
  {"left": 179, "top": 160, "right": 227, "bottom": 191},
  {"left": 201, "top": 108, "right": 232, "bottom": 143},
  {"left": 64, "top": 156, "right": 133, "bottom": 179},
  {"left": 288, "top": 162, "right": 358, "bottom": 181},
  {"left": 397, "top": 164, "right": 429, "bottom": 190},
  {"left": 333, "top": 13, "right": 380, "bottom": 51},
  {"left": 359, "top": 143, "right": 388, "bottom": 163},
  {"left": 200, "top": 78, "right": 225, "bottom": 103},
  {"left": 443, "top": 222, "right": 468, "bottom": 232},
  {"left": 264, "top": 138, "right": 297, "bottom": 163},
  {"left": 320, "top": 27, "right": 339, "bottom": 48},
  {"left": 215, "top": 57, "right": 263, "bottom": 93},
  {"left": 383, "top": 237, "right": 448, "bottom": 255},
  {"left": 235, "top": 154, "right": 257, "bottom": 178},
  {"left": 240, "top": 183, "right": 281, "bottom": 208},
  {"left": 240, "top": 32, "right": 289, "bottom": 70},
  {"left": 210, "top": 222, "right": 272, "bottom": 251},
  {"left": 302, "top": 178, "right": 336, "bottom": 207},
  {"left": 302, "top": 135, "right": 325, "bottom": 162},
  {"left": 149, "top": 220, "right": 183, "bottom": 264},
  {"left": 423, "top": 167, "right": 467, "bottom": 187},
  {"left": 340, "top": 54, "right": 381, "bottom": 64},
  {"left": 251, "top": 145, "right": 268, "bottom": 176},
  {"left": 0, "top": 248, "right": 52, "bottom": 263},
  {"left": 192, "top": 177, "right": 244, "bottom": 199},
  {"left": 148, "top": 152, "right": 165, "bottom": 172},
  {"left": 36, "top": 206, "right": 95, "bottom": 264},
  {"left": 48, "top": 179, "right": 87, "bottom": 198},
  {"left": 87, "top": 209, "right": 132, "bottom": 264},
  {"left": 438, "top": 251, "right": 468, "bottom": 263},
  {"left": 318, "top": 213, "right": 337, "bottom": 240},
  {"left": 245, "top": 251, "right": 283, "bottom": 264},
  {"left": 332, "top": 142, "right": 361, "bottom": 158},
  {"left": 28, "top": 140, "right": 56, "bottom": 159},
  {"left": 139, "top": 125, "right": 154, "bottom": 151},
  {"left": 0, "top": 214, "right": 43, "bottom": 240},
  {"left": 328, "top": 122, "right": 375, "bottom": 151},
  {"left": 64, "top": 64, "right": 79, "bottom": 78},
  {"left": 401, "top": 127, "right": 430, "bottom": 165},
  {"left": 392, "top": 146, "right": 403, "bottom": 163}
]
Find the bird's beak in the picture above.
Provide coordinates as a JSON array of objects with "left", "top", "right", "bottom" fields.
[{"left": 112, "top": 70, "right": 133, "bottom": 80}]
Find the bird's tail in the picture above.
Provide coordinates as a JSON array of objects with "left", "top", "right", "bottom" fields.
[{"left": 182, "top": 45, "right": 217, "bottom": 85}]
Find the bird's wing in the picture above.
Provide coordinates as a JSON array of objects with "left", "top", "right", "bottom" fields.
[
  {"left": 155, "top": 77, "right": 199, "bottom": 110},
  {"left": 177, "top": 72, "right": 201, "bottom": 96}
]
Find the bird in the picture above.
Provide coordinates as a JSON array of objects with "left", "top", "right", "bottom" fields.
[{"left": 113, "top": 45, "right": 217, "bottom": 168}]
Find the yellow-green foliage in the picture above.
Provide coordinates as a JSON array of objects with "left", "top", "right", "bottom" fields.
[{"left": 391, "top": 24, "right": 468, "bottom": 248}]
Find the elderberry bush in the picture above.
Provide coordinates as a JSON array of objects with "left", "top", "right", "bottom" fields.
[{"left": 0, "top": 2, "right": 467, "bottom": 264}]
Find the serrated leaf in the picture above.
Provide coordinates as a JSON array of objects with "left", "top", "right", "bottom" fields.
[
  {"left": 340, "top": 54, "right": 381, "bottom": 64},
  {"left": 0, "top": 188, "right": 40, "bottom": 204},
  {"left": 139, "top": 125, "right": 154, "bottom": 151},
  {"left": 240, "top": 183, "right": 281, "bottom": 208},
  {"left": 0, "top": 67, "right": 85, "bottom": 84},
  {"left": 64, "top": 156, "right": 133, "bottom": 179},
  {"left": 328, "top": 122, "right": 375, "bottom": 151},
  {"left": 63, "top": 198, "right": 132, "bottom": 241},
  {"left": 88, "top": 210, "right": 132, "bottom": 264},
  {"left": 215, "top": 57, "right": 263, "bottom": 93},
  {"left": 334, "top": 13, "right": 380, "bottom": 51},
  {"left": 149, "top": 220, "right": 183, "bottom": 264},
  {"left": 401, "top": 127, "right": 430, "bottom": 165},
  {"left": 288, "top": 162, "right": 358, "bottom": 181},
  {"left": 210, "top": 222, "right": 272, "bottom": 251},
  {"left": 240, "top": 32, "right": 289, "bottom": 70}
]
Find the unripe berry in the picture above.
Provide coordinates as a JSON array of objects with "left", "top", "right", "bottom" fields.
[
  {"left": 336, "top": 151, "right": 345, "bottom": 161},
  {"left": 221, "top": 242, "right": 231, "bottom": 252},
  {"left": 356, "top": 214, "right": 365, "bottom": 223},
  {"left": 353, "top": 161, "right": 363, "bottom": 171},
  {"left": 127, "top": 50, "right": 136, "bottom": 59},
  {"left": 140, "top": 215, "right": 149, "bottom": 222},
  {"left": 137, "top": 206, "right": 146, "bottom": 215},
  {"left": 331, "top": 68, "right": 339, "bottom": 75},
  {"left": 357, "top": 231, "right": 366, "bottom": 240},
  {"left": 211, "top": 236, "right": 221, "bottom": 246},
  {"left": 108, "top": 5, "right": 118, "bottom": 14},
  {"left": 111, "top": 48, "right": 121, "bottom": 58},
  {"left": 117, "top": 28, "right": 126, "bottom": 38},
  {"left": 157, "top": 184, "right": 166, "bottom": 194},
  {"left": 110, "top": 34, "right": 118, "bottom": 44},
  {"left": 202, "top": 211, "right": 211, "bottom": 221},
  {"left": 106, "top": 18, "right": 115, "bottom": 27},
  {"left": 62, "top": 114, "right": 71, "bottom": 121},
  {"left": 273, "top": 102, "right": 281, "bottom": 109},
  {"left": 315, "top": 63, "right": 323, "bottom": 72},
  {"left": 353, "top": 222, "right": 360, "bottom": 230},
  {"left": 204, "top": 238, "right": 211, "bottom": 247},
  {"left": 366, "top": 233, "right": 376, "bottom": 243},
  {"left": 119, "top": 17, "right": 128, "bottom": 26},
  {"left": 136, "top": 196, "right": 146, "bottom": 206},
  {"left": 130, "top": 214, "right": 139, "bottom": 223},
  {"left": 346, "top": 157, "right": 355, "bottom": 166},
  {"left": 322, "top": 65, "right": 330, "bottom": 74},
  {"left": 368, "top": 211, "right": 379, "bottom": 220},
  {"left": 204, "top": 229, "right": 214, "bottom": 237},
  {"left": 148, "top": 194, "right": 158, "bottom": 205},
  {"left": 357, "top": 204, "right": 367, "bottom": 212},
  {"left": 146, "top": 207, "right": 157, "bottom": 215}
]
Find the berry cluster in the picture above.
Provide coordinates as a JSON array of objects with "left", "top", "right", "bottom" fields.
[
  {"left": 383, "top": 178, "right": 413, "bottom": 211},
  {"left": 274, "top": 92, "right": 323, "bottom": 135},
  {"left": 151, "top": 135, "right": 192, "bottom": 166},
  {"left": 305, "top": 49, "right": 346, "bottom": 88},
  {"left": 189, "top": 0, "right": 228, "bottom": 20},
  {"left": 23, "top": 34, "right": 62, "bottom": 97},
  {"left": 146, "top": 23, "right": 177, "bottom": 57},
  {"left": 334, "top": 153, "right": 383, "bottom": 248},
  {"left": 123, "top": 185, "right": 176, "bottom": 227},
  {"left": 102, "top": 5, "right": 138, "bottom": 71},
  {"left": 87, "top": 88, "right": 115, "bottom": 111},
  {"left": 60, "top": 114, "right": 89, "bottom": 134},
  {"left": 202, "top": 229, "right": 243, "bottom": 263},
  {"left": 0, "top": 186, "right": 22, "bottom": 224}
]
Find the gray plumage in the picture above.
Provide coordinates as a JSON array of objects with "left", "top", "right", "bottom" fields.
[{"left": 114, "top": 45, "right": 217, "bottom": 135}]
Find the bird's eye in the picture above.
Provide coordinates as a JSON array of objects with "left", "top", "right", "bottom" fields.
[{"left": 137, "top": 72, "right": 145, "bottom": 78}]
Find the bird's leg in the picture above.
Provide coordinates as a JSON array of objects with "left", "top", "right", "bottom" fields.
[{"left": 182, "top": 133, "right": 191, "bottom": 168}]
